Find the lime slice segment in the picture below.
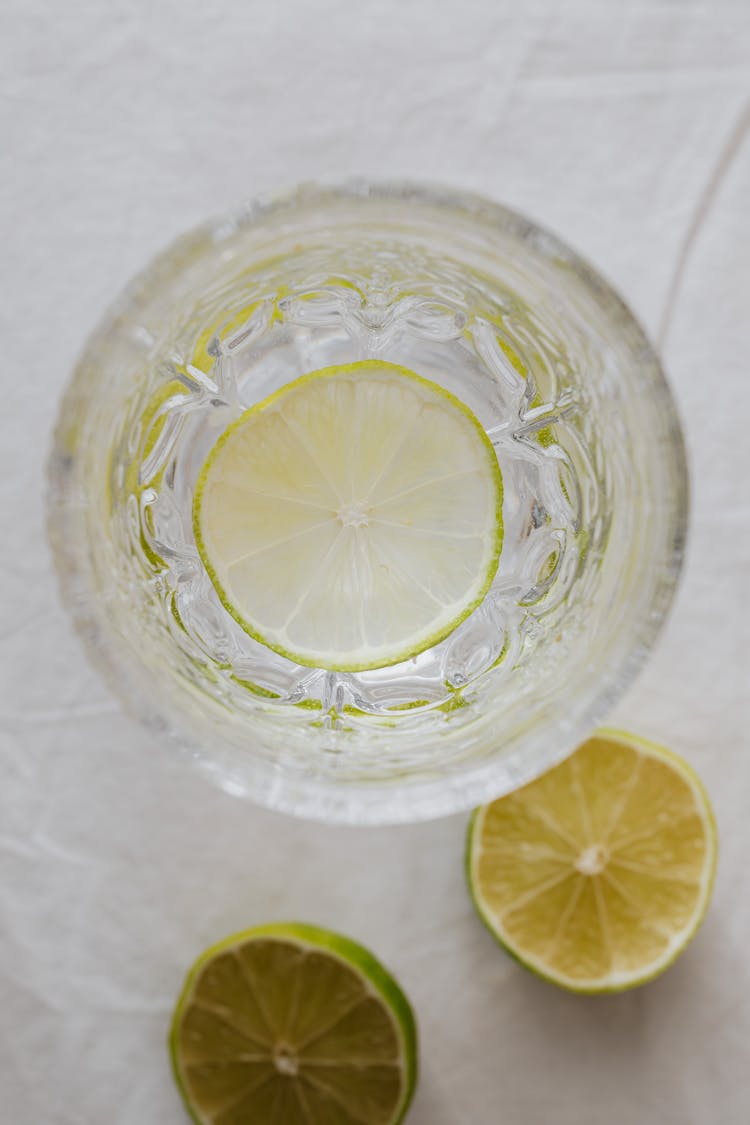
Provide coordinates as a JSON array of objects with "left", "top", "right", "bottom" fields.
[
  {"left": 467, "top": 729, "right": 717, "bottom": 993},
  {"left": 170, "top": 923, "right": 418, "bottom": 1125},
  {"left": 193, "top": 361, "right": 503, "bottom": 671}
]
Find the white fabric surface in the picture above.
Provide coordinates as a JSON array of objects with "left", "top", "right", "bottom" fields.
[{"left": 2, "top": 1, "right": 749, "bottom": 1121}]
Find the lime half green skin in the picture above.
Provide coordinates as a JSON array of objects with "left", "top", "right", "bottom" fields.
[
  {"left": 466, "top": 729, "right": 718, "bottom": 995},
  {"left": 193, "top": 361, "right": 503, "bottom": 673},
  {"left": 170, "top": 922, "right": 418, "bottom": 1125}
]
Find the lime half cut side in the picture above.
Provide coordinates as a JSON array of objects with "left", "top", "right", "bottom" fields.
[
  {"left": 193, "top": 361, "right": 503, "bottom": 671},
  {"left": 170, "top": 922, "right": 418, "bottom": 1125},
  {"left": 467, "top": 730, "right": 717, "bottom": 993}
]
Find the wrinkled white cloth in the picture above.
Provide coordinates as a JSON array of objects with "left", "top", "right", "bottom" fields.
[{"left": 1, "top": 1, "right": 749, "bottom": 1121}]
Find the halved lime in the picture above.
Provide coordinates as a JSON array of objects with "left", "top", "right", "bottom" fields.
[
  {"left": 170, "top": 922, "right": 418, "bottom": 1124},
  {"left": 467, "top": 729, "right": 717, "bottom": 992},
  {"left": 193, "top": 361, "right": 503, "bottom": 671}
]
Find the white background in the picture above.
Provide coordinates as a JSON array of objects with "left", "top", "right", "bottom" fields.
[{"left": 1, "top": 1, "right": 749, "bottom": 1121}]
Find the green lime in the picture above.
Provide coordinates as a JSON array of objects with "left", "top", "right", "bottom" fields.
[
  {"left": 170, "top": 922, "right": 418, "bottom": 1124},
  {"left": 467, "top": 729, "right": 717, "bottom": 993}
]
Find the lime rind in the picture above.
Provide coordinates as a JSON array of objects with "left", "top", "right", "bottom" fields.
[
  {"left": 466, "top": 728, "right": 718, "bottom": 994},
  {"left": 193, "top": 360, "right": 503, "bottom": 673}
]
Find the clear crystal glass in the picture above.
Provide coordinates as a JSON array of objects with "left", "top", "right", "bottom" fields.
[{"left": 47, "top": 182, "right": 688, "bottom": 824}]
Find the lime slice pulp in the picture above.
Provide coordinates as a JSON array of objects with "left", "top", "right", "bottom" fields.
[{"left": 193, "top": 361, "right": 503, "bottom": 671}]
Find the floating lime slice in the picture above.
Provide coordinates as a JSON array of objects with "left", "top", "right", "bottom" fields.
[{"left": 194, "top": 361, "right": 503, "bottom": 671}]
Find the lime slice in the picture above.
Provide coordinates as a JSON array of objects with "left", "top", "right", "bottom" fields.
[
  {"left": 467, "top": 729, "right": 717, "bottom": 992},
  {"left": 170, "top": 922, "right": 418, "bottom": 1125},
  {"left": 194, "top": 361, "right": 503, "bottom": 671}
]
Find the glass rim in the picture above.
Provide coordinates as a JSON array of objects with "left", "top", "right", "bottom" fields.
[{"left": 47, "top": 178, "right": 690, "bottom": 825}]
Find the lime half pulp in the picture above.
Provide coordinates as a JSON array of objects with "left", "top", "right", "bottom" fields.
[
  {"left": 170, "top": 922, "right": 418, "bottom": 1124},
  {"left": 467, "top": 729, "right": 717, "bottom": 992}
]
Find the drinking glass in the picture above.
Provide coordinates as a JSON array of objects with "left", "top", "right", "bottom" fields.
[{"left": 47, "top": 181, "right": 688, "bottom": 824}]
